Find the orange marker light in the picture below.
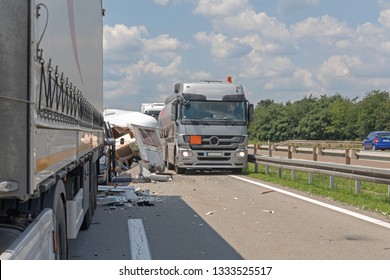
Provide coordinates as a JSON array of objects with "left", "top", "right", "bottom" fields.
[
  {"left": 190, "top": 135, "right": 202, "bottom": 145},
  {"left": 227, "top": 76, "right": 232, "bottom": 83}
]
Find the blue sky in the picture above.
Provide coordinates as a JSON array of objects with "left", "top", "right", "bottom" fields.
[{"left": 102, "top": 0, "right": 390, "bottom": 111}]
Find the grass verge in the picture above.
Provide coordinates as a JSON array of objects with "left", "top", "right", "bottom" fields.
[{"left": 244, "top": 163, "right": 390, "bottom": 219}]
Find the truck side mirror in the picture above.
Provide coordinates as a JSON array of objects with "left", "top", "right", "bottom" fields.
[
  {"left": 248, "top": 103, "right": 254, "bottom": 122},
  {"left": 171, "top": 102, "right": 177, "bottom": 121}
]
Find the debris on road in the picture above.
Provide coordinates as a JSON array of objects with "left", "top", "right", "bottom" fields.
[
  {"left": 262, "top": 210, "right": 275, "bottom": 214},
  {"left": 261, "top": 190, "right": 275, "bottom": 195},
  {"left": 97, "top": 185, "right": 160, "bottom": 207}
]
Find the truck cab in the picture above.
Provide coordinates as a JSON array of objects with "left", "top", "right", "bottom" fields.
[{"left": 159, "top": 80, "right": 253, "bottom": 174}]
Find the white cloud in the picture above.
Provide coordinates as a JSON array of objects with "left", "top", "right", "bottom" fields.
[
  {"left": 317, "top": 55, "right": 361, "bottom": 86},
  {"left": 103, "top": 24, "right": 147, "bottom": 52},
  {"left": 144, "top": 34, "right": 181, "bottom": 52},
  {"left": 218, "top": 10, "right": 290, "bottom": 40},
  {"left": 291, "top": 15, "right": 350, "bottom": 39},
  {"left": 380, "top": 41, "right": 390, "bottom": 52},
  {"left": 154, "top": 0, "right": 170, "bottom": 5},
  {"left": 379, "top": 9, "right": 390, "bottom": 28},
  {"left": 194, "top": 32, "right": 251, "bottom": 58},
  {"left": 193, "top": 0, "right": 249, "bottom": 17}
]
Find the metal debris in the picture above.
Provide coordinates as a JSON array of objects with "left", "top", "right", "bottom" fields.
[
  {"left": 262, "top": 210, "right": 275, "bottom": 214},
  {"left": 97, "top": 185, "right": 159, "bottom": 207}
]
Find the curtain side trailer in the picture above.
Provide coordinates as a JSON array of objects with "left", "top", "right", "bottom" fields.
[{"left": 0, "top": 0, "right": 108, "bottom": 259}]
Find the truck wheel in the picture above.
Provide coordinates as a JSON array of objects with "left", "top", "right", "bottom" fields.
[
  {"left": 167, "top": 160, "right": 174, "bottom": 170},
  {"left": 81, "top": 161, "right": 97, "bottom": 230},
  {"left": 232, "top": 168, "right": 242, "bottom": 174},
  {"left": 175, "top": 165, "right": 186, "bottom": 174},
  {"left": 43, "top": 180, "right": 67, "bottom": 259},
  {"left": 55, "top": 196, "right": 68, "bottom": 259}
]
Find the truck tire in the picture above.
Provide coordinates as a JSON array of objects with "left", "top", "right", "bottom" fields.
[
  {"left": 55, "top": 196, "right": 68, "bottom": 260},
  {"left": 231, "top": 168, "right": 242, "bottom": 174},
  {"left": 81, "top": 160, "right": 98, "bottom": 230},
  {"left": 174, "top": 165, "right": 186, "bottom": 174},
  {"left": 42, "top": 180, "right": 67, "bottom": 259},
  {"left": 167, "top": 160, "right": 174, "bottom": 170}
]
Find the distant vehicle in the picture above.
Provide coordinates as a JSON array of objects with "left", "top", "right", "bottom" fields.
[
  {"left": 362, "top": 131, "right": 390, "bottom": 150},
  {"left": 141, "top": 103, "right": 165, "bottom": 120}
]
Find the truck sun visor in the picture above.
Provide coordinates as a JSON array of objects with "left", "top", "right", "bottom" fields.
[
  {"left": 182, "top": 93, "right": 207, "bottom": 101},
  {"left": 222, "top": 94, "right": 245, "bottom": 101}
]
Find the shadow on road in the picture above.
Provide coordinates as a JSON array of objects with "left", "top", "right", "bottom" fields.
[{"left": 69, "top": 194, "right": 243, "bottom": 260}]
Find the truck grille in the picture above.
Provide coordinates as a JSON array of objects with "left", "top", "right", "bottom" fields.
[{"left": 190, "top": 135, "right": 241, "bottom": 150}]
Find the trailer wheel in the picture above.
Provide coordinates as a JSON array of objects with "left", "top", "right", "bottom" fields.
[
  {"left": 81, "top": 160, "right": 98, "bottom": 230},
  {"left": 43, "top": 180, "right": 68, "bottom": 259},
  {"left": 55, "top": 197, "right": 68, "bottom": 260}
]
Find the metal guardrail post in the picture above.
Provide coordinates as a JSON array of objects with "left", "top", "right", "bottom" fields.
[
  {"left": 345, "top": 149, "right": 351, "bottom": 165},
  {"left": 330, "top": 175, "right": 335, "bottom": 189},
  {"left": 308, "top": 173, "right": 313, "bottom": 184},
  {"left": 313, "top": 147, "right": 317, "bottom": 161},
  {"left": 268, "top": 143, "right": 272, "bottom": 157},
  {"left": 288, "top": 145, "right": 292, "bottom": 159},
  {"left": 253, "top": 144, "right": 259, "bottom": 173},
  {"left": 355, "top": 180, "right": 361, "bottom": 194}
]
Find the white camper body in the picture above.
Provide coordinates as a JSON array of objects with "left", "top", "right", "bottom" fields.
[{"left": 104, "top": 109, "right": 165, "bottom": 173}]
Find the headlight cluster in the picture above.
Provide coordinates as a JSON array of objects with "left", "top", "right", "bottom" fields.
[
  {"left": 182, "top": 150, "right": 193, "bottom": 157},
  {"left": 235, "top": 150, "right": 246, "bottom": 158}
]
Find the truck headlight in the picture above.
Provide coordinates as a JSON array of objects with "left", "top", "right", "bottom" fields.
[
  {"left": 182, "top": 150, "right": 193, "bottom": 157},
  {"left": 235, "top": 150, "right": 246, "bottom": 158}
]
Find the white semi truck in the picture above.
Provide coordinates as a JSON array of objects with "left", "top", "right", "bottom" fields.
[
  {"left": 158, "top": 79, "right": 253, "bottom": 174},
  {"left": 0, "top": 0, "right": 108, "bottom": 259},
  {"left": 141, "top": 103, "right": 165, "bottom": 120}
]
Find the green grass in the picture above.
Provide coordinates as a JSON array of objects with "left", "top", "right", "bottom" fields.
[{"left": 244, "top": 163, "right": 390, "bottom": 218}]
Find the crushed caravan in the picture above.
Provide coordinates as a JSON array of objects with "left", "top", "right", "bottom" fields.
[{"left": 104, "top": 109, "right": 165, "bottom": 173}]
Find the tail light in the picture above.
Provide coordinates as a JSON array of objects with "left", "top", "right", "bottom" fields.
[{"left": 374, "top": 137, "right": 379, "bottom": 143}]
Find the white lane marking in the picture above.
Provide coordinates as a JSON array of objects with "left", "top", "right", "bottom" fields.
[
  {"left": 230, "top": 175, "right": 390, "bottom": 230},
  {"left": 128, "top": 219, "right": 152, "bottom": 260}
]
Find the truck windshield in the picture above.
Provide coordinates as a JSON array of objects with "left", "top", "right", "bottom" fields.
[{"left": 181, "top": 101, "right": 245, "bottom": 123}]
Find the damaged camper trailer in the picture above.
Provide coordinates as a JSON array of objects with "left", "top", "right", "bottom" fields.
[{"left": 104, "top": 109, "right": 165, "bottom": 176}]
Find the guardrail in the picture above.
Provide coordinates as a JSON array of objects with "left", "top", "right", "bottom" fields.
[
  {"left": 247, "top": 154, "right": 390, "bottom": 200},
  {"left": 249, "top": 143, "right": 390, "bottom": 163}
]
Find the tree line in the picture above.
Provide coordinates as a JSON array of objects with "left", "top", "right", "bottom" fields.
[{"left": 248, "top": 90, "right": 390, "bottom": 142}]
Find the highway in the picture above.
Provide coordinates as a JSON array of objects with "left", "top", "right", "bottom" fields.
[{"left": 68, "top": 171, "right": 390, "bottom": 260}]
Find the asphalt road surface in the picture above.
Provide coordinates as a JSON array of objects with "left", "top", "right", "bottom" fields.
[{"left": 69, "top": 171, "right": 390, "bottom": 260}]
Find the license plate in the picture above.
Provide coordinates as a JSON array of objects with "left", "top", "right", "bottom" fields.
[{"left": 206, "top": 152, "right": 222, "bottom": 157}]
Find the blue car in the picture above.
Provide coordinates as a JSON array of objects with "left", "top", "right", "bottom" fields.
[{"left": 362, "top": 131, "right": 390, "bottom": 151}]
